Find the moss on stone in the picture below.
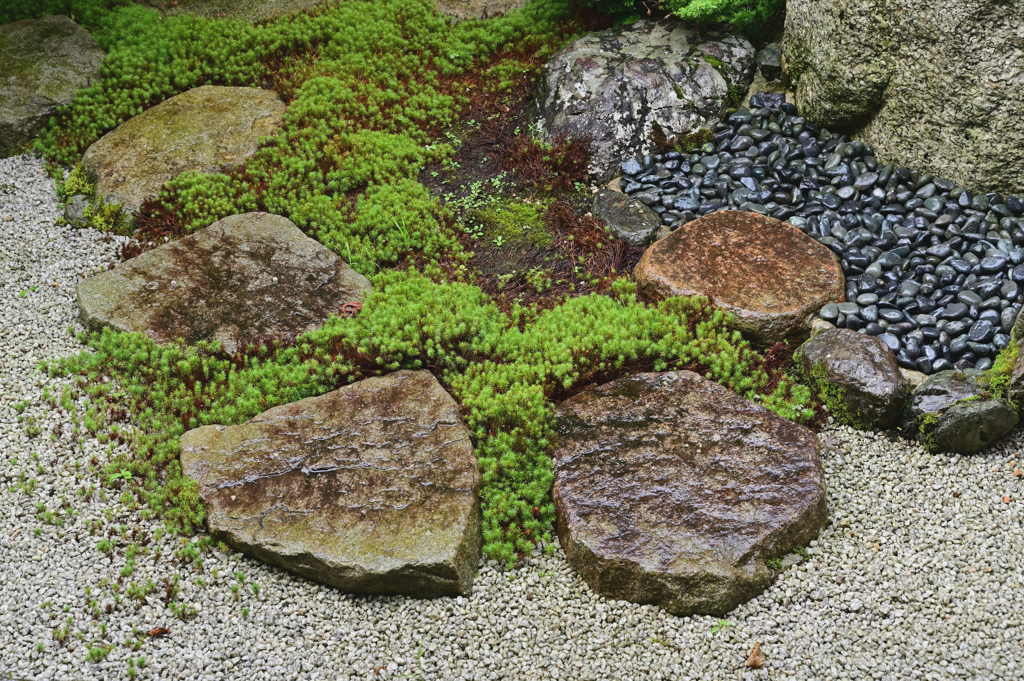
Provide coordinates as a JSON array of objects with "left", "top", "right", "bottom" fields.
[
  {"left": 982, "top": 341, "right": 1018, "bottom": 400},
  {"left": 798, "top": 353, "right": 871, "bottom": 430}
]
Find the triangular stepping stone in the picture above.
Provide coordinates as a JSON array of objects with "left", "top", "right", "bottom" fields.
[
  {"left": 81, "top": 85, "right": 285, "bottom": 216},
  {"left": 76, "top": 212, "right": 370, "bottom": 353},
  {"left": 0, "top": 15, "right": 104, "bottom": 157},
  {"left": 180, "top": 370, "right": 482, "bottom": 597},
  {"left": 553, "top": 370, "right": 827, "bottom": 616}
]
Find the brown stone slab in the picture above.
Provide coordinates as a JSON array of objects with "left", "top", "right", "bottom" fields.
[
  {"left": 76, "top": 212, "right": 369, "bottom": 353},
  {"left": 553, "top": 370, "right": 827, "bottom": 616},
  {"left": 634, "top": 210, "right": 845, "bottom": 346},
  {"left": 179, "top": 370, "right": 482, "bottom": 597}
]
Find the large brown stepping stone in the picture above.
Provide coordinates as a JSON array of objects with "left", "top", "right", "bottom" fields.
[
  {"left": 180, "top": 370, "right": 482, "bottom": 597},
  {"left": 81, "top": 85, "right": 285, "bottom": 216},
  {"left": 76, "top": 212, "right": 369, "bottom": 353},
  {"left": 0, "top": 15, "right": 104, "bottom": 157},
  {"left": 553, "top": 370, "right": 827, "bottom": 616},
  {"left": 634, "top": 211, "right": 845, "bottom": 346}
]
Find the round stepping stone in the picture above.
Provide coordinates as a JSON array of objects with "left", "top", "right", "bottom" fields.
[
  {"left": 76, "top": 212, "right": 370, "bottom": 354},
  {"left": 634, "top": 211, "right": 846, "bottom": 345},
  {"left": 81, "top": 85, "right": 285, "bottom": 216},
  {"left": 179, "top": 370, "right": 481, "bottom": 597},
  {"left": 0, "top": 16, "right": 104, "bottom": 156},
  {"left": 552, "top": 370, "right": 827, "bottom": 616}
]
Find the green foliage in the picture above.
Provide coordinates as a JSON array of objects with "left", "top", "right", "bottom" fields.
[
  {"left": 59, "top": 165, "right": 95, "bottom": 199},
  {"left": 982, "top": 341, "right": 1018, "bottom": 401},
  {"left": 469, "top": 199, "right": 554, "bottom": 250},
  {"left": 575, "top": 0, "right": 783, "bottom": 35},
  {"left": 0, "top": 0, "right": 129, "bottom": 26}
]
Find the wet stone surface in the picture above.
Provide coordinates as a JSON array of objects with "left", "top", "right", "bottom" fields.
[
  {"left": 552, "top": 370, "right": 828, "bottom": 616},
  {"left": 76, "top": 212, "right": 370, "bottom": 353},
  {"left": 617, "top": 91, "right": 1024, "bottom": 375},
  {"left": 633, "top": 210, "right": 844, "bottom": 346},
  {"left": 796, "top": 328, "right": 908, "bottom": 430},
  {"left": 179, "top": 370, "right": 482, "bottom": 598},
  {"left": 908, "top": 370, "right": 1019, "bottom": 455}
]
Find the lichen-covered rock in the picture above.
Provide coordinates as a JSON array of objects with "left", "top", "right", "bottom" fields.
[
  {"left": 634, "top": 211, "right": 845, "bottom": 346},
  {"left": 592, "top": 188, "right": 661, "bottom": 247},
  {"left": 76, "top": 212, "right": 370, "bottom": 353},
  {"left": 81, "top": 85, "right": 285, "bottom": 216},
  {"left": 180, "top": 370, "right": 482, "bottom": 598},
  {"left": 796, "top": 328, "right": 907, "bottom": 429},
  {"left": 0, "top": 15, "right": 104, "bottom": 157},
  {"left": 138, "top": 0, "right": 328, "bottom": 21},
  {"left": 433, "top": 0, "right": 524, "bottom": 19},
  {"left": 784, "top": 0, "right": 1024, "bottom": 195},
  {"left": 909, "top": 370, "right": 1018, "bottom": 454},
  {"left": 534, "top": 20, "right": 755, "bottom": 182},
  {"left": 553, "top": 370, "right": 827, "bottom": 616}
]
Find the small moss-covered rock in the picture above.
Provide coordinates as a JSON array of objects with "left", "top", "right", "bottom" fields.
[
  {"left": 908, "top": 370, "right": 1018, "bottom": 455},
  {"left": 592, "top": 188, "right": 660, "bottom": 247},
  {"left": 796, "top": 328, "right": 907, "bottom": 430},
  {"left": 0, "top": 15, "right": 104, "bottom": 157}
]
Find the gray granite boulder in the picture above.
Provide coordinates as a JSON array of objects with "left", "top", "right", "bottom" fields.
[
  {"left": 592, "top": 188, "right": 661, "bottom": 247},
  {"left": 77, "top": 212, "right": 370, "bottom": 353},
  {"left": 180, "top": 370, "right": 481, "bottom": 597},
  {"left": 0, "top": 15, "right": 104, "bottom": 157},
  {"left": 784, "top": 0, "right": 1024, "bottom": 195},
  {"left": 534, "top": 20, "right": 755, "bottom": 182},
  {"left": 796, "top": 328, "right": 907, "bottom": 430},
  {"left": 553, "top": 370, "right": 827, "bottom": 616},
  {"left": 81, "top": 85, "right": 285, "bottom": 216},
  {"left": 909, "top": 370, "right": 1018, "bottom": 454}
]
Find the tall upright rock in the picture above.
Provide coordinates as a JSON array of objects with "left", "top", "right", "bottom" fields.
[{"left": 784, "top": 0, "right": 1024, "bottom": 195}]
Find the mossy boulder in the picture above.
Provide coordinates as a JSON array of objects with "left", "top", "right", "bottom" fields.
[
  {"left": 0, "top": 15, "right": 104, "bottom": 157},
  {"left": 784, "top": 0, "right": 1024, "bottom": 195},
  {"left": 796, "top": 328, "right": 907, "bottom": 430},
  {"left": 908, "top": 370, "right": 1018, "bottom": 455},
  {"left": 81, "top": 85, "right": 285, "bottom": 218},
  {"left": 179, "top": 370, "right": 482, "bottom": 598}
]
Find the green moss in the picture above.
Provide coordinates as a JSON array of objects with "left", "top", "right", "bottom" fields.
[
  {"left": 60, "top": 165, "right": 95, "bottom": 199},
  {"left": 676, "top": 128, "right": 715, "bottom": 152},
  {"left": 982, "top": 341, "right": 1018, "bottom": 400},
  {"left": 82, "top": 198, "right": 133, "bottom": 236},
  {"left": 468, "top": 199, "right": 553, "bottom": 251},
  {"left": 799, "top": 355, "right": 869, "bottom": 429}
]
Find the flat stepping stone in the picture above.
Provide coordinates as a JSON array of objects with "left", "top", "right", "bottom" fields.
[
  {"left": 76, "top": 212, "right": 369, "bottom": 353},
  {"left": 180, "top": 370, "right": 482, "bottom": 597},
  {"left": 796, "top": 328, "right": 908, "bottom": 429},
  {"left": 0, "top": 15, "right": 104, "bottom": 157},
  {"left": 553, "top": 370, "right": 827, "bottom": 616},
  {"left": 139, "top": 0, "right": 330, "bottom": 21},
  {"left": 81, "top": 85, "right": 285, "bottom": 215},
  {"left": 634, "top": 211, "right": 845, "bottom": 346}
]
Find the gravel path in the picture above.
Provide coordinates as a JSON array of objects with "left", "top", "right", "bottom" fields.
[{"left": 2, "top": 152, "right": 1024, "bottom": 680}]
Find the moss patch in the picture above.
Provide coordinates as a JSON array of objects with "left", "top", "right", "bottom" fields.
[{"left": 469, "top": 199, "right": 554, "bottom": 252}]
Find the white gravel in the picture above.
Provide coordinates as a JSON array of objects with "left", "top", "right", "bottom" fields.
[{"left": 2, "top": 152, "right": 1024, "bottom": 680}]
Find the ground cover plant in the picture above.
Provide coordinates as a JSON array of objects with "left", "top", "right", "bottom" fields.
[
  {"left": 575, "top": 0, "right": 784, "bottom": 37},
  {"left": 37, "top": 0, "right": 816, "bottom": 567}
]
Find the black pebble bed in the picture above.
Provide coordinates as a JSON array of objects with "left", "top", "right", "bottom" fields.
[{"left": 618, "top": 91, "right": 1024, "bottom": 376}]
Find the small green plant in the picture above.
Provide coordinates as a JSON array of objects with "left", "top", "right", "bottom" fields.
[
  {"left": 36, "top": 642, "right": 44, "bottom": 653},
  {"left": 766, "top": 557, "right": 782, "bottom": 570},
  {"left": 85, "top": 643, "right": 112, "bottom": 663},
  {"left": 794, "top": 546, "right": 810, "bottom": 560},
  {"left": 710, "top": 619, "right": 733, "bottom": 634}
]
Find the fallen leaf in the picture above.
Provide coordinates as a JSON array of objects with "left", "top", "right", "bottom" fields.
[
  {"left": 146, "top": 627, "right": 170, "bottom": 637},
  {"left": 1004, "top": 496, "right": 1011, "bottom": 503},
  {"left": 746, "top": 641, "right": 764, "bottom": 669},
  {"left": 1015, "top": 470, "right": 1023, "bottom": 478}
]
